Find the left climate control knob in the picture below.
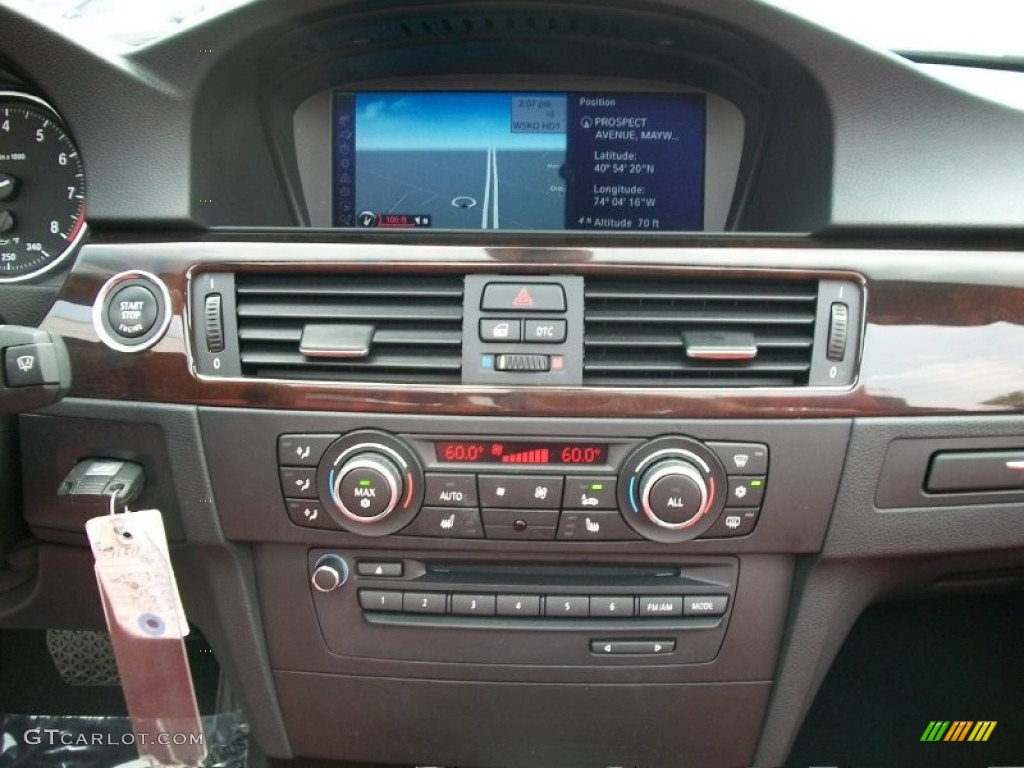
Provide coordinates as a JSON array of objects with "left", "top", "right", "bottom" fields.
[
  {"left": 331, "top": 453, "right": 403, "bottom": 522},
  {"left": 317, "top": 430, "right": 425, "bottom": 536}
]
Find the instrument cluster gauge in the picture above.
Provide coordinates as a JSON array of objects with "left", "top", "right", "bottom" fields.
[{"left": 0, "top": 91, "right": 86, "bottom": 283}]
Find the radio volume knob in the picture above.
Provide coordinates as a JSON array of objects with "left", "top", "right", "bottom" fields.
[
  {"left": 311, "top": 554, "right": 349, "bottom": 593},
  {"left": 639, "top": 459, "right": 711, "bottom": 529},
  {"left": 332, "top": 452, "right": 403, "bottom": 523}
]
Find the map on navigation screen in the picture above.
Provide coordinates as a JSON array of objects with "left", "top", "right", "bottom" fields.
[{"left": 332, "top": 91, "right": 706, "bottom": 232}]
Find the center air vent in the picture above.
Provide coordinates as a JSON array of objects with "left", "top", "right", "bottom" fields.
[
  {"left": 234, "top": 274, "right": 464, "bottom": 383},
  {"left": 583, "top": 278, "right": 820, "bottom": 387}
]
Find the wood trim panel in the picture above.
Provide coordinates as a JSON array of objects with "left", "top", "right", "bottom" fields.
[{"left": 40, "top": 241, "right": 1024, "bottom": 417}]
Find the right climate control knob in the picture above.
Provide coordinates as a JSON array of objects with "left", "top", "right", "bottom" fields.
[{"left": 618, "top": 436, "right": 728, "bottom": 542}]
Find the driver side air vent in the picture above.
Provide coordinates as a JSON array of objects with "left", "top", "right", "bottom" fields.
[
  {"left": 234, "top": 274, "right": 464, "bottom": 383},
  {"left": 583, "top": 277, "right": 820, "bottom": 386}
]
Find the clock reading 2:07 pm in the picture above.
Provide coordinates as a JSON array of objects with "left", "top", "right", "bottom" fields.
[{"left": 0, "top": 93, "right": 87, "bottom": 282}]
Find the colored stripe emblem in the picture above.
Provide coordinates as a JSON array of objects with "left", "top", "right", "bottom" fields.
[{"left": 921, "top": 720, "right": 996, "bottom": 742}]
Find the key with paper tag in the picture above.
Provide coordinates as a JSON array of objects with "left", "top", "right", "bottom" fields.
[{"left": 86, "top": 508, "right": 206, "bottom": 767}]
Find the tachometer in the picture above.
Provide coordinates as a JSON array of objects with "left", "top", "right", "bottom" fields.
[{"left": 0, "top": 92, "right": 86, "bottom": 282}]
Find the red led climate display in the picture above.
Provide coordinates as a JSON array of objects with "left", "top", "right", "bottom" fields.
[{"left": 435, "top": 441, "right": 606, "bottom": 465}]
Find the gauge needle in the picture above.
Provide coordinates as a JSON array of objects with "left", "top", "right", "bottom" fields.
[{"left": 0, "top": 174, "right": 16, "bottom": 202}]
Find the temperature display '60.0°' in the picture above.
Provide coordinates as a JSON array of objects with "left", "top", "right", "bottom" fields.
[{"left": 435, "top": 441, "right": 607, "bottom": 465}]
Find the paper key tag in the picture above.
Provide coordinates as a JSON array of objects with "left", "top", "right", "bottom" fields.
[
  {"left": 86, "top": 509, "right": 207, "bottom": 767},
  {"left": 86, "top": 508, "right": 189, "bottom": 638}
]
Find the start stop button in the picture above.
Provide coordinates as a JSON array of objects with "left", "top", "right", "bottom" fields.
[
  {"left": 106, "top": 284, "right": 158, "bottom": 339},
  {"left": 93, "top": 271, "right": 172, "bottom": 352}
]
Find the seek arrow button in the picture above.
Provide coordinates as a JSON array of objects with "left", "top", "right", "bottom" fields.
[{"left": 590, "top": 640, "right": 676, "bottom": 655}]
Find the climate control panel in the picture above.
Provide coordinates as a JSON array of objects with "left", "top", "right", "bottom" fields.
[{"left": 277, "top": 430, "right": 769, "bottom": 543}]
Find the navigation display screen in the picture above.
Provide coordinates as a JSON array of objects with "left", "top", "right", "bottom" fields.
[{"left": 332, "top": 91, "right": 706, "bottom": 232}]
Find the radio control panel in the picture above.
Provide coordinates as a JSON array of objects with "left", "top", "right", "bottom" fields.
[{"left": 277, "top": 430, "right": 769, "bottom": 543}]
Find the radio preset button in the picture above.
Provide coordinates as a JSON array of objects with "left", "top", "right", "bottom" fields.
[
  {"left": 359, "top": 590, "right": 403, "bottom": 612},
  {"left": 403, "top": 592, "right": 447, "bottom": 614},
  {"left": 478, "top": 475, "right": 564, "bottom": 509},
  {"left": 451, "top": 594, "right": 497, "bottom": 616},
  {"left": 496, "top": 595, "right": 541, "bottom": 617},
  {"left": 590, "top": 596, "right": 635, "bottom": 617},
  {"left": 424, "top": 473, "right": 478, "bottom": 507},
  {"left": 544, "top": 596, "right": 590, "bottom": 618}
]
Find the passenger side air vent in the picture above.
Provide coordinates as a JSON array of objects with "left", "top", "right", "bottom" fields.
[
  {"left": 583, "top": 278, "right": 822, "bottom": 387},
  {"left": 234, "top": 274, "right": 464, "bottom": 383}
]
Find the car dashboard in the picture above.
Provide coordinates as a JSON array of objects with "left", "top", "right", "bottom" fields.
[{"left": 1, "top": 1, "right": 1024, "bottom": 767}]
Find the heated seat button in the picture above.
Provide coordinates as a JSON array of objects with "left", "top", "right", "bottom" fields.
[
  {"left": 556, "top": 511, "right": 640, "bottom": 541},
  {"left": 482, "top": 283, "right": 566, "bottom": 312},
  {"left": 639, "top": 596, "right": 683, "bottom": 617},
  {"left": 401, "top": 508, "right": 483, "bottom": 539},
  {"left": 424, "top": 473, "right": 478, "bottom": 507}
]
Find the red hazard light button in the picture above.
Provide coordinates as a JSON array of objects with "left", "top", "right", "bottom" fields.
[{"left": 481, "top": 283, "right": 566, "bottom": 312}]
